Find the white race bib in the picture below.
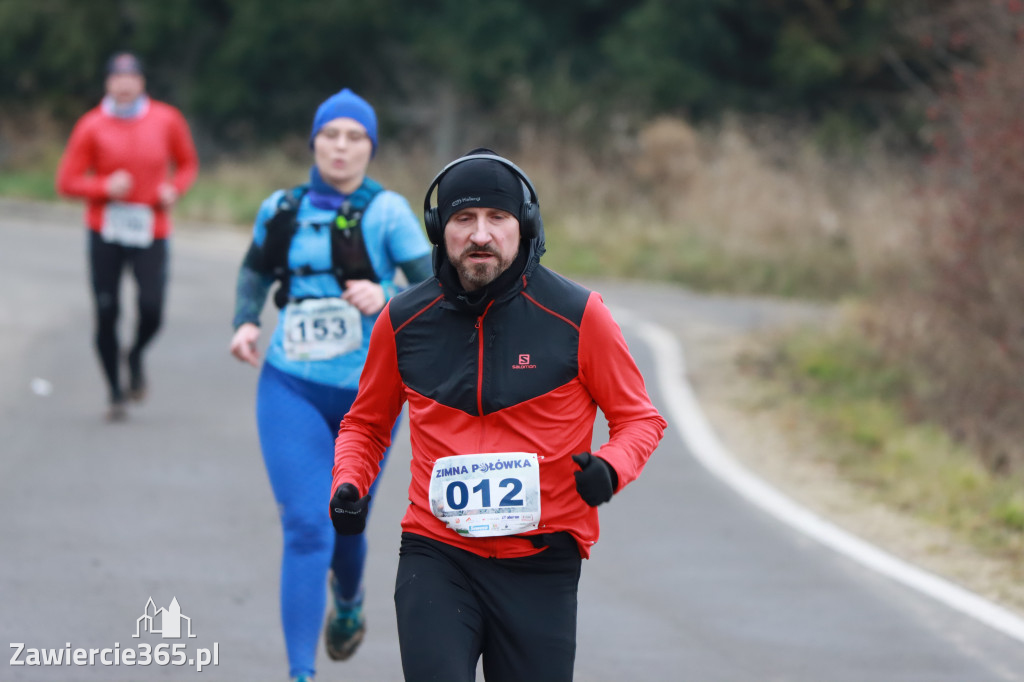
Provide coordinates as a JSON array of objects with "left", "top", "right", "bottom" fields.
[
  {"left": 101, "top": 202, "right": 155, "bottom": 247},
  {"left": 282, "top": 297, "right": 362, "bottom": 362},
  {"left": 429, "top": 452, "right": 541, "bottom": 538}
]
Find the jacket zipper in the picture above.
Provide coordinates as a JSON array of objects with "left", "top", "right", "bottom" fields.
[
  {"left": 476, "top": 302, "right": 497, "bottom": 557},
  {"left": 475, "top": 301, "right": 494, "bottom": 437}
]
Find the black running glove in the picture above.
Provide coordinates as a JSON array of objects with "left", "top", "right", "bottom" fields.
[
  {"left": 330, "top": 483, "right": 371, "bottom": 535},
  {"left": 572, "top": 452, "right": 618, "bottom": 507}
]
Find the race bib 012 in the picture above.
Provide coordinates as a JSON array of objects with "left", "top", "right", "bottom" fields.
[{"left": 429, "top": 452, "right": 541, "bottom": 538}]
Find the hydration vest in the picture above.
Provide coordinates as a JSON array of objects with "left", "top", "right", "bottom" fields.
[{"left": 256, "top": 179, "right": 383, "bottom": 308}]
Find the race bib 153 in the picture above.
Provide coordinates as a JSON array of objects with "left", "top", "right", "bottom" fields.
[{"left": 282, "top": 297, "right": 362, "bottom": 362}]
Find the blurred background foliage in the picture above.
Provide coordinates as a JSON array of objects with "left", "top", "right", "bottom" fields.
[{"left": 0, "top": 0, "right": 949, "bottom": 157}]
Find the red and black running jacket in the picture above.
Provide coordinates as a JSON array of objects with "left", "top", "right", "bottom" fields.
[{"left": 333, "top": 239, "right": 667, "bottom": 559}]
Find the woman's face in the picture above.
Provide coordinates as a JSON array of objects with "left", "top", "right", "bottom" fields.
[{"left": 313, "top": 117, "right": 373, "bottom": 193}]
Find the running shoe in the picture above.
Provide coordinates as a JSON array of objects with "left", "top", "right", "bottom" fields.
[
  {"left": 106, "top": 399, "right": 127, "bottom": 422},
  {"left": 324, "top": 582, "right": 365, "bottom": 661},
  {"left": 106, "top": 391, "right": 127, "bottom": 422}
]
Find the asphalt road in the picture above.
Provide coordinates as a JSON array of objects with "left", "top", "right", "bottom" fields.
[{"left": 2, "top": 200, "right": 1023, "bottom": 681}]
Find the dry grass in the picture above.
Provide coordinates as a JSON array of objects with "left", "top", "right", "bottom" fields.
[
  {"left": 175, "top": 142, "right": 438, "bottom": 228},
  {"left": 2, "top": 111, "right": 925, "bottom": 304},
  {"left": 747, "top": 306, "right": 1024, "bottom": 574},
  {"left": 176, "top": 147, "right": 309, "bottom": 225},
  {"left": 505, "top": 116, "right": 927, "bottom": 299}
]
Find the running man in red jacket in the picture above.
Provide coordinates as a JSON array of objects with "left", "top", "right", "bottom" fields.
[
  {"left": 56, "top": 52, "right": 198, "bottom": 421},
  {"left": 331, "top": 149, "right": 667, "bottom": 682}
]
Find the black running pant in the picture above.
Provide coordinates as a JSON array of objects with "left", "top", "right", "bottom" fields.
[
  {"left": 395, "top": 532, "right": 581, "bottom": 682},
  {"left": 87, "top": 231, "right": 168, "bottom": 400}
]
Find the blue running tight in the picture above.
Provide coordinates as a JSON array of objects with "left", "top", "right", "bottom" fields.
[{"left": 256, "top": 362, "right": 394, "bottom": 679}]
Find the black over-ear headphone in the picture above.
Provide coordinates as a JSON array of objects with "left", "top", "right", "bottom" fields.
[{"left": 423, "top": 153, "right": 541, "bottom": 246}]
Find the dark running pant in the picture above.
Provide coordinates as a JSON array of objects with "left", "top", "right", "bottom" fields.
[
  {"left": 395, "top": 532, "right": 582, "bottom": 682},
  {"left": 87, "top": 231, "right": 168, "bottom": 401}
]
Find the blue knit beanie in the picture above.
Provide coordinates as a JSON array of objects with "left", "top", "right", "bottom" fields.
[{"left": 309, "top": 88, "right": 378, "bottom": 154}]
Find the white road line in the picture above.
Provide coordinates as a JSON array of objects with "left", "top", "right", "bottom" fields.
[{"left": 621, "top": 314, "right": 1024, "bottom": 646}]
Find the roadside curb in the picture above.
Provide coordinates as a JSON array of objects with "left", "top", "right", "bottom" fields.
[{"left": 619, "top": 311, "right": 1024, "bottom": 646}]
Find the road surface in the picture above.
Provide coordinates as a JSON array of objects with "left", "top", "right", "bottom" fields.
[{"left": 2, "top": 200, "right": 1023, "bottom": 681}]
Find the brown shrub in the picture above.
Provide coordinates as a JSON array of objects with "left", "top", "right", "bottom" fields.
[{"left": 882, "top": 0, "right": 1024, "bottom": 473}]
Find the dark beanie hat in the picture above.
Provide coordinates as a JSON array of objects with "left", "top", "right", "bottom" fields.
[
  {"left": 310, "top": 88, "right": 378, "bottom": 154},
  {"left": 436, "top": 148, "right": 523, "bottom": 228},
  {"left": 106, "top": 52, "right": 144, "bottom": 76}
]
